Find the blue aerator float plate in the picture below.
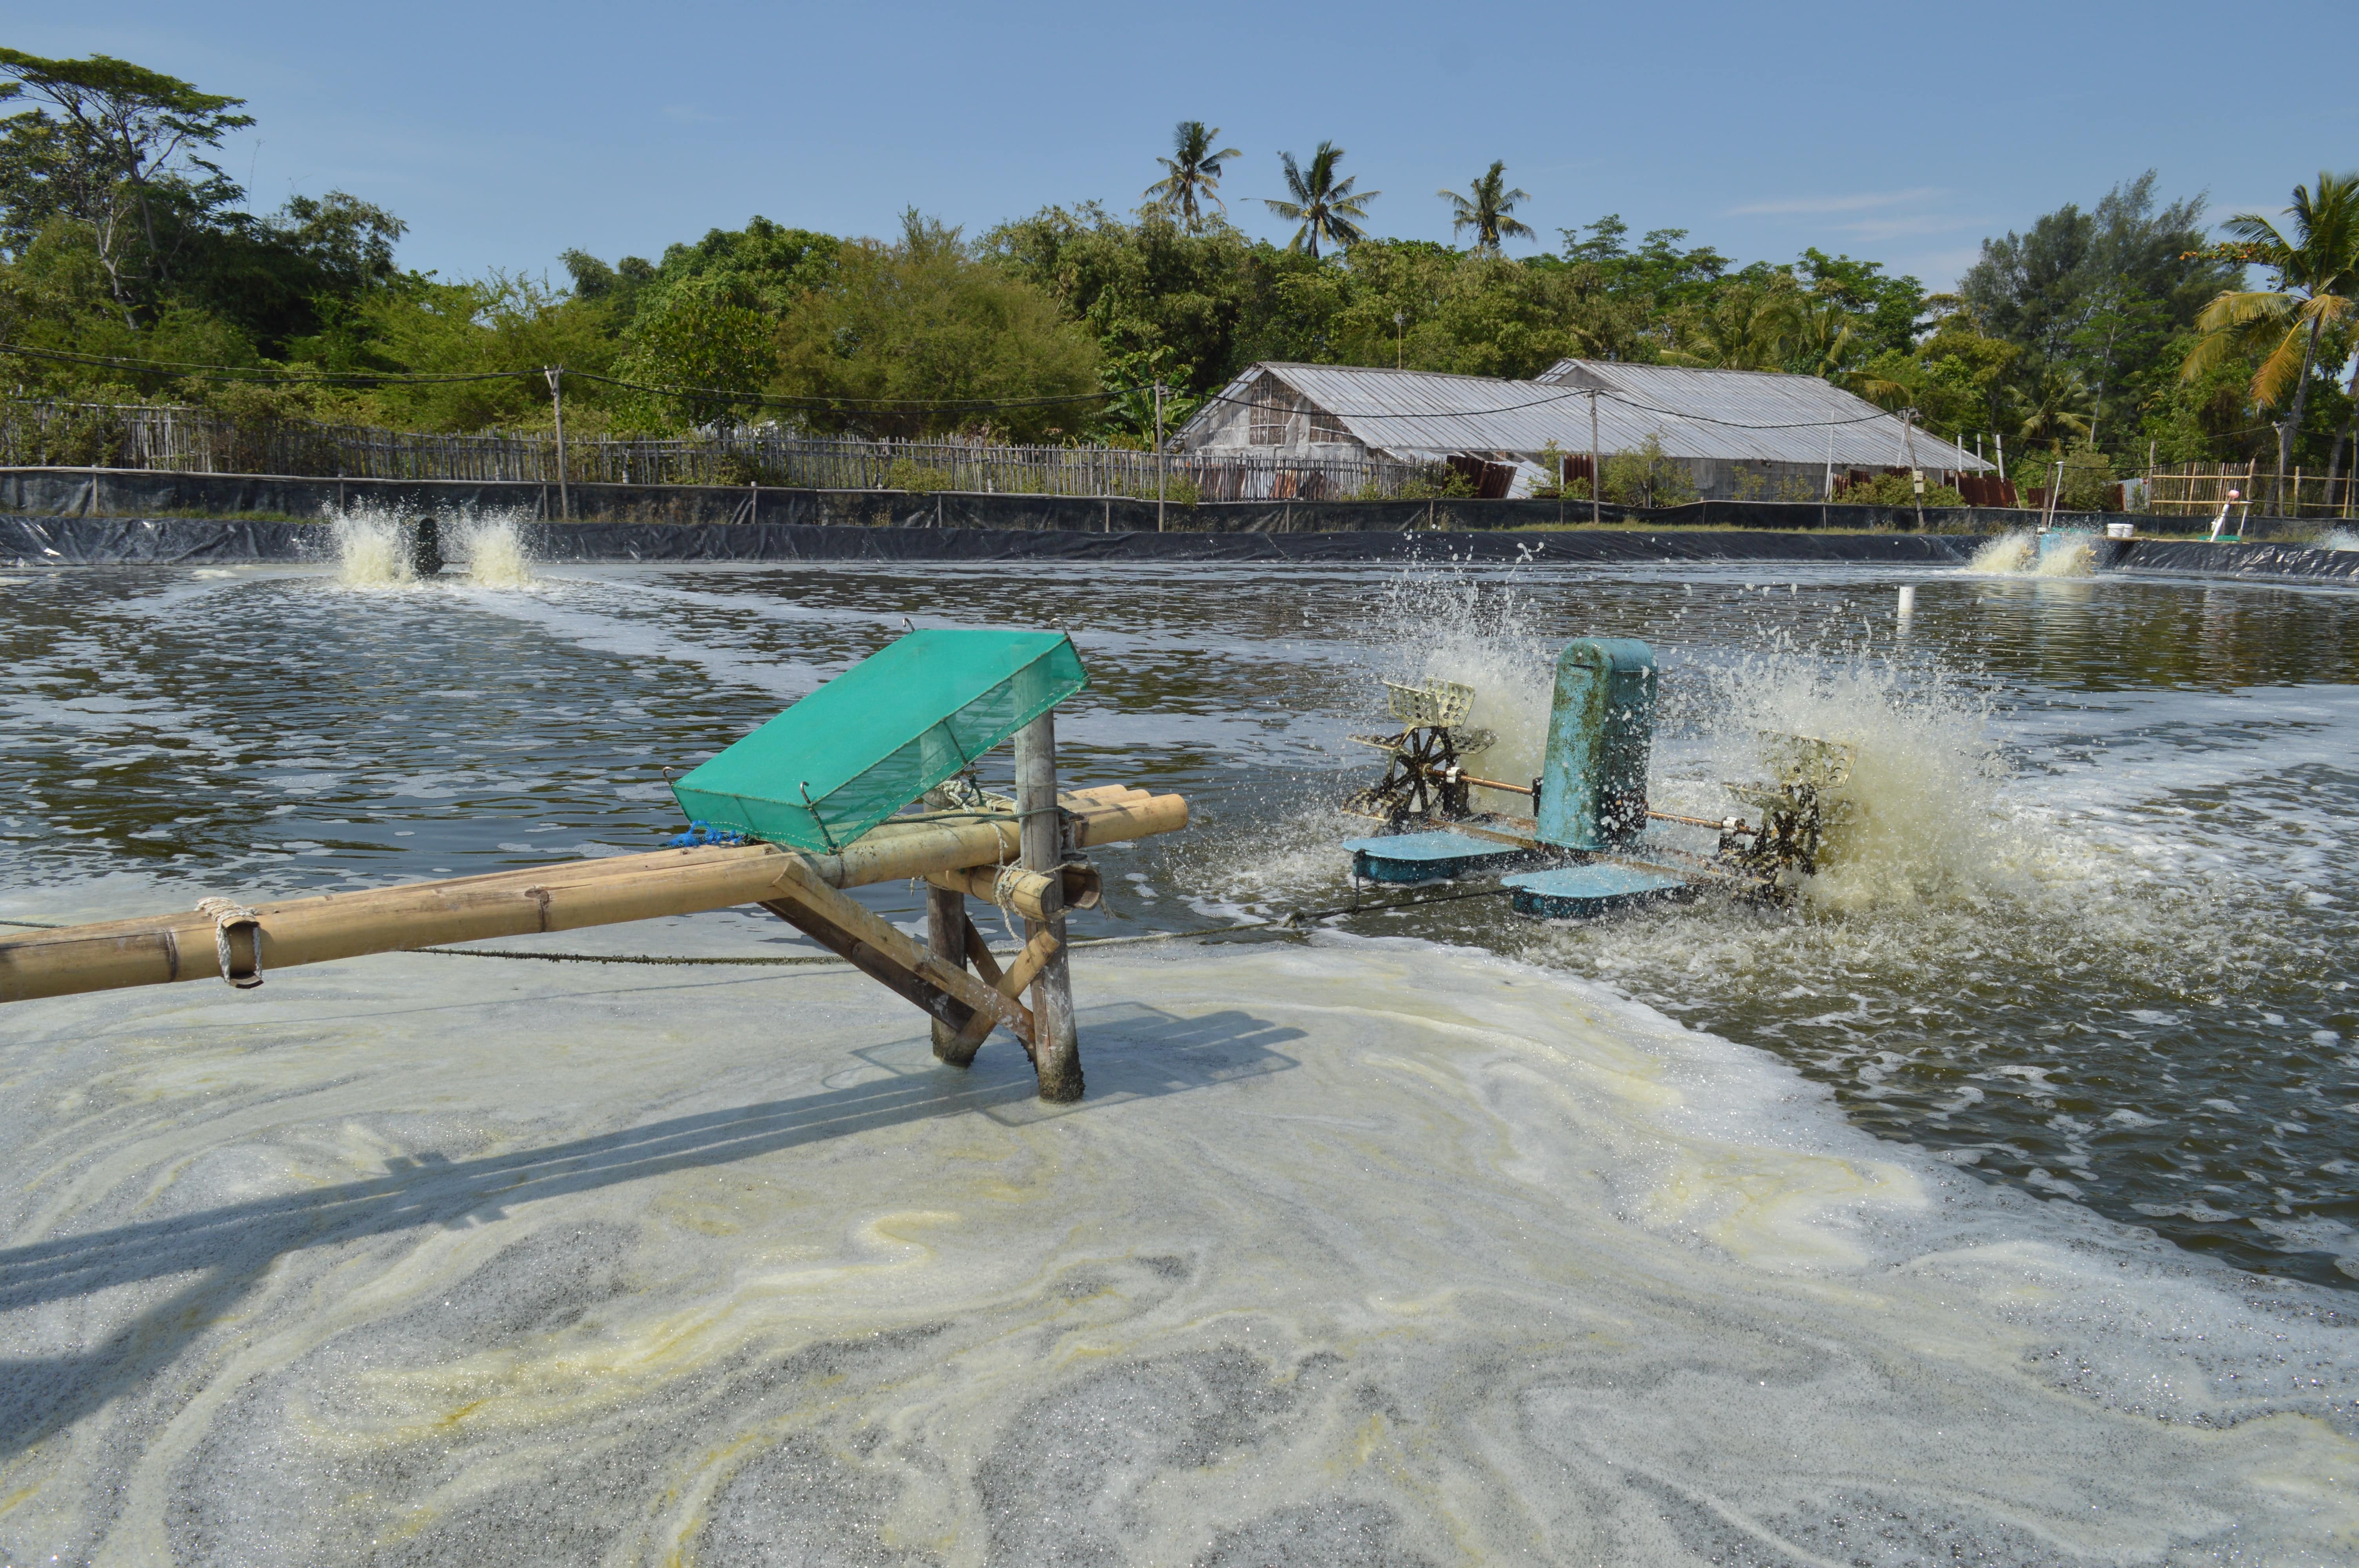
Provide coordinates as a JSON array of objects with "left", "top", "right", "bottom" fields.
[
  {"left": 1343, "top": 831, "right": 1531, "bottom": 885},
  {"left": 1501, "top": 863, "right": 1690, "bottom": 919}
]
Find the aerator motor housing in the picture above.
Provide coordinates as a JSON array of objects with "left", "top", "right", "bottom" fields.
[{"left": 1341, "top": 637, "right": 1850, "bottom": 918}]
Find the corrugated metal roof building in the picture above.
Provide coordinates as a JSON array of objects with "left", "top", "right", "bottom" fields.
[{"left": 1175, "top": 360, "right": 1988, "bottom": 501}]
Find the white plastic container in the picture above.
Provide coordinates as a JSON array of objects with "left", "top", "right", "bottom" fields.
[{"left": 2105, "top": 522, "right": 2135, "bottom": 539}]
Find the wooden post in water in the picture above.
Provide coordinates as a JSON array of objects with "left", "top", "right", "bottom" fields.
[
  {"left": 927, "top": 882, "right": 969, "bottom": 1062},
  {"left": 1015, "top": 711, "right": 1082, "bottom": 1100}
]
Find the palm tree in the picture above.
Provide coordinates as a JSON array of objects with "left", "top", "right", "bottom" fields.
[
  {"left": 1263, "top": 142, "right": 1379, "bottom": 259},
  {"left": 2014, "top": 365, "right": 2096, "bottom": 451},
  {"left": 1143, "top": 121, "right": 1241, "bottom": 230},
  {"left": 1439, "top": 161, "right": 1534, "bottom": 253},
  {"left": 1663, "top": 283, "right": 1798, "bottom": 371},
  {"left": 2182, "top": 171, "right": 2359, "bottom": 508}
]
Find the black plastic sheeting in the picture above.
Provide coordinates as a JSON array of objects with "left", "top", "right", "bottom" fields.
[
  {"left": 4, "top": 514, "right": 2001, "bottom": 567},
  {"left": 0, "top": 465, "right": 2238, "bottom": 538},
  {"left": 2106, "top": 538, "right": 2359, "bottom": 580},
  {"left": 15, "top": 515, "right": 2358, "bottom": 577}
]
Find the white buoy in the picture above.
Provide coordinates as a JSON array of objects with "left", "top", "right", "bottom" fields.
[{"left": 1897, "top": 584, "right": 1916, "bottom": 619}]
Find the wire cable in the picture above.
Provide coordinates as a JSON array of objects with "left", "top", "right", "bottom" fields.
[
  {"left": 1192, "top": 377, "right": 1926, "bottom": 435},
  {"left": 565, "top": 368, "right": 1150, "bottom": 414},
  {"left": 0, "top": 341, "right": 1158, "bottom": 418},
  {"left": 0, "top": 341, "right": 534, "bottom": 387}
]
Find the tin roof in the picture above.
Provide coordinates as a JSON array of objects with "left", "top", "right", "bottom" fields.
[{"left": 1180, "top": 361, "right": 1989, "bottom": 471}]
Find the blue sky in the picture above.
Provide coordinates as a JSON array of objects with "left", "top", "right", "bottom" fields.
[{"left": 17, "top": 0, "right": 2355, "bottom": 292}]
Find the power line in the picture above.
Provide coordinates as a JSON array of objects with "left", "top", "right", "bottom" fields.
[
  {"left": 1196, "top": 377, "right": 1923, "bottom": 434},
  {"left": 0, "top": 342, "right": 1155, "bottom": 417},
  {"left": 562, "top": 368, "right": 1147, "bottom": 414},
  {"left": 0, "top": 342, "right": 528, "bottom": 386}
]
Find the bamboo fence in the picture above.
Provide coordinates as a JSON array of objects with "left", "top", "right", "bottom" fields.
[
  {"left": 2145, "top": 460, "right": 2356, "bottom": 519},
  {"left": 0, "top": 399, "right": 1429, "bottom": 502}
]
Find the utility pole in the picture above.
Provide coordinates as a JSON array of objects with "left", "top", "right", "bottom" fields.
[
  {"left": 1393, "top": 310, "right": 1405, "bottom": 369},
  {"left": 1154, "top": 381, "right": 1166, "bottom": 534},
  {"left": 1823, "top": 424, "right": 1835, "bottom": 499},
  {"left": 1901, "top": 407, "right": 1925, "bottom": 532},
  {"left": 544, "top": 366, "right": 569, "bottom": 521},
  {"left": 1588, "top": 388, "right": 1601, "bottom": 527}
]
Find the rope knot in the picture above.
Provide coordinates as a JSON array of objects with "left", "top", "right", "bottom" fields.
[{"left": 194, "top": 897, "right": 264, "bottom": 989}]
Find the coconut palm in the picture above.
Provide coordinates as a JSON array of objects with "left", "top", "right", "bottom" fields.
[
  {"left": 1781, "top": 293, "right": 1911, "bottom": 405},
  {"left": 1143, "top": 120, "right": 1241, "bottom": 230},
  {"left": 2182, "top": 171, "right": 2359, "bottom": 506},
  {"left": 1263, "top": 142, "right": 1379, "bottom": 259},
  {"left": 1439, "top": 161, "right": 1534, "bottom": 253},
  {"left": 2014, "top": 365, "right": 2096, "bottom": 451},
  {"left": 1663, "top": 283, "right": 1798, "bottom": 371}
]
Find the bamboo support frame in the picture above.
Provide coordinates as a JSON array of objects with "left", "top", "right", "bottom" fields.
[
  {"left": 1015, "top": 711, "right": 1083, "bottom": 1102},
  {"left": 922, "top": 863, "right": 1100, "bottom": 923},
  {"left": 0, "top": 791, "right": 1186, "bottom": 1009}
]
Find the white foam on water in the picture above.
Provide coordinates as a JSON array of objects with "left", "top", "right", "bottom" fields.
[
  {"left": 0, "top": 929, "right": 2350, "bottom": 1563},
  {"left": 2316, "top": 527, "right": 2359, "bottom": 552}
]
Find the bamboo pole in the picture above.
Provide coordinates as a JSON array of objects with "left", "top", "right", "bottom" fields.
[
  {"left": 0, "top": 791, "right": 1186, "bottom": 1007},
  {"left": 923, "top": 862, "right": 1101, "bottom": 922},
  {"left": 925, "top": 881, "right": 969, "bottom": 1062},
  {"left": 1016, "top": 712, "right": 1082, "bottom": 1101}
]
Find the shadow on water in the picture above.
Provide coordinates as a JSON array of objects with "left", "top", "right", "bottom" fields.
[{"left": 0, "top": 1000, "right": 1303, "bottom": 1455}]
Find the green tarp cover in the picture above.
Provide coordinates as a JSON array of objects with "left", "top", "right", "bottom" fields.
[{"left": 669, "top": 628, "right": 1088, "bottom": 853}]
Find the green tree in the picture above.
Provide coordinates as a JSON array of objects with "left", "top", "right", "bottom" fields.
[
  {"left": 776, "top": 210, "right": 1097, "bottom": 441},
  {"left": 0, "top": 49, "right": 253, "bottom": 325},
  {"left": 1789, "top": 248, "right": 1924, "bottom": 356},
  {"left": 985, "top": 202, "right": 1259, "bottom": 403},
  {"left": 343, "top": 270, "right": 614, "bottom": 431},
  {"left": 1439, "top": 161, "right": 1534, "bottom": 254},
  {"left": 2182, "top": 170, "right": 2359, "bottom": 506},
  {"left": 182, "top": 191, "right": 405, "bottom": 358},
  {"left": 1958, "top": 172, "right": 2237, "bottom": 455},
  {"left": 1264, "top": 142, "right": 1378, "bottom": 259},
  {"left": 613, "top": 274, "right": 781, "bottom": 428},
  {"left": 1663, "top": 279, "right": 1797, "bottom": 370},
  {"left": 1601, "top": 434, "right": 1694, "bottom": 506},
  {"left": 1142, "top": 121, "right": 1239, "bottom": 231},
  {"left": 2013, "top": 364, "right": 2096, "bottom": 451}
]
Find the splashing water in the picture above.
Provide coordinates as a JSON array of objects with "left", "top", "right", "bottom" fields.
[
  {"left": 2315, "top": 526, "right": 2359, "bottom": 552},
  {"left": 1656, "top": 645, "right": 2013, "bottom": 913},
  {"left": 323, "top": 505, "right": 536, "bottom": 589},
  {"left": 2032, "top": 532, "right": 2095, "bottom": 576},
  {"left": 1963, "top": 532, "right": 2033, "bottom": 574},
  {"left": 1962, "top": 530, "right": 2094, "bottom": 578},
  {"left": 451, "top": 512, "right": 536, "bottom": 588},
  {"left": 1368, "top": 567, "right": 1558, "bottom": 810},
  {"left": 326, "top": 506, "right": 417, "bottom": 588}
]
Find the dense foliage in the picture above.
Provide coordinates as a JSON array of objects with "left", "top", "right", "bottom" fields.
[{"left": 1, "top": 49, "right": 2349, "bottom": 488}]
